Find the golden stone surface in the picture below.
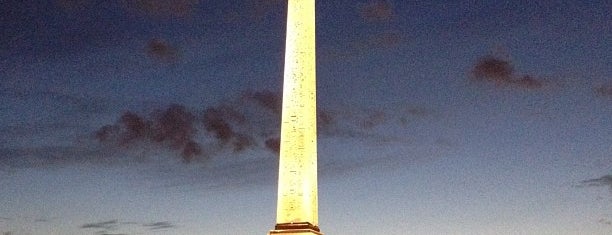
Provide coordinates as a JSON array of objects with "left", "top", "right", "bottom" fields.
[{"left": 271, "top": 0, "right": 320, "bottom": 234}]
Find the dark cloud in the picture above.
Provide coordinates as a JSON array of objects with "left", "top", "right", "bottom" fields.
[
  {"left": 81, "top": 219, "right": 118, "bottom": 230},
  {"left": 151, "top": 105, "right": 196, "bottom": 148},
  {"left": 317, "top": 109, "right": 334, "bottom": 130},
  {"left": 471, "top": 55, "right": 514, "bottom": 83},
  {"left": 598, "top": 218, "right": 612, "bottom": 226},
  {"left": 146, "top": 38, "right": 180, "bottom": 63},
  {"left": 119, "top": 111, "right": 150, "bottom": 145},
  {"left": 202, "top": 107, "right": 237, "bottom": 142},
  {"left": 594, "top": 83, "right": 612, "bottom": 97},
  {"left": 0, "top": 85, "right": 417, "bottom": 169},
  {"left": 359, "top": 0, "right": 395, "bottom": 22},
  {"left": 580, "top": 175, "right": 612, "bottom": 191},
  {"left": 94, "top": 111, "right": 149, "bottom": 146},
  {"left": 80, "top": 219, "right": 174, "bottom": 234},
  {"left": 94, "top": 90, "right": 282, "bottom": 161},
  {"left": 181, "top": 141, "right": 202, "bottom": 163},
  {"left": 241, "top": 90, "right": 282, "bottom": 114},
  {"left": 95, "top": 104, "right": 203, "bottom": 162},
  {"left": 265, "top": 137, "right": 280, "bottom": 154},
  {"left": 201, "top": 106, "right": 257, "bottom": 152},
  {"left": 470, "top": 54, "right": 544, "bottom": 89},
  {"left": 143, "top": 221, "right": 175, "bottom": 230},
  {"left": 94, "top": 125, "right": 120, "bottom": 143},
  {"left": 85, "top": 89, "right": 411, "bottom": 165},
  {"left": 231, "top": 134, "right": 254, "bottom": 152}
]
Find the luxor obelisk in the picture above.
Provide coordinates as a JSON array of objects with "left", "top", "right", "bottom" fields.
[{"left": 269, "top": 0, "right": 321, "bottom": 234}]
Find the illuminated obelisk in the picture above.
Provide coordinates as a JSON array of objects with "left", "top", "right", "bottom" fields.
[{"left": 269, "top": 0, "right": 321, "bottom": 234}]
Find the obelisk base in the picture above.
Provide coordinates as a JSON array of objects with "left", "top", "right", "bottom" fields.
[
  {"left": 269, "top": 223, "right": 323, "bottom": 235},
  {"left": 268, "top": 229, "right": 322, "bottom": 235}
]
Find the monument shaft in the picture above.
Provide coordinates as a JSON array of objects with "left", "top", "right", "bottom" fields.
[{"left": 270, "top": 0, "right": 320, "bottom": 234}]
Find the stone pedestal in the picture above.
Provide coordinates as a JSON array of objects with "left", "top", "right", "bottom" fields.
[
  {"left": 269, "top": 229, "right": 323, "bottom": 235},
  {"left": 269, "top": 223, "right": 322, "bottom": 235}
]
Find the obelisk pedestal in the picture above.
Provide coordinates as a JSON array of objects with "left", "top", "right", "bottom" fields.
[{"left": 269, "top": 0, "right": 321, "bottom": 234}]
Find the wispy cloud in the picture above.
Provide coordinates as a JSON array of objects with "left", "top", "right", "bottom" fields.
[
  {"left": 143, "top": 221, "right": 175, "bottom": 230},
  {"left": 0, "top": 146, "right": 102, "bottom": 168},
  {"left": 81, "top": 219, "right": 119, "bottom": 230},
  {"left": 594, "top": 83, "right": 612, "bottom": 97},
  {"left": 80, "top": 219, "right": 176, "bottom": 234},
  {"left": 579, "top": 175, "right": 612, "bottom": 191},
  {"left": 598, "top": 217, "right": 612, "bottom": 226}
]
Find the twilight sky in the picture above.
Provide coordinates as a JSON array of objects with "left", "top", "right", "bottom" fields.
[{"left": 1, "top": 0, "right": 611, "bottom": 234}]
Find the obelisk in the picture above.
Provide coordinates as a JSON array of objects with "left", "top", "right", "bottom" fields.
[{"left": 269, "top": 0, "right": 321, "bottom": 235}]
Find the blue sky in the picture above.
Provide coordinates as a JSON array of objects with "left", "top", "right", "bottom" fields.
[{"left": 1, "top": 0, "right": 611, "bottom": 234}]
